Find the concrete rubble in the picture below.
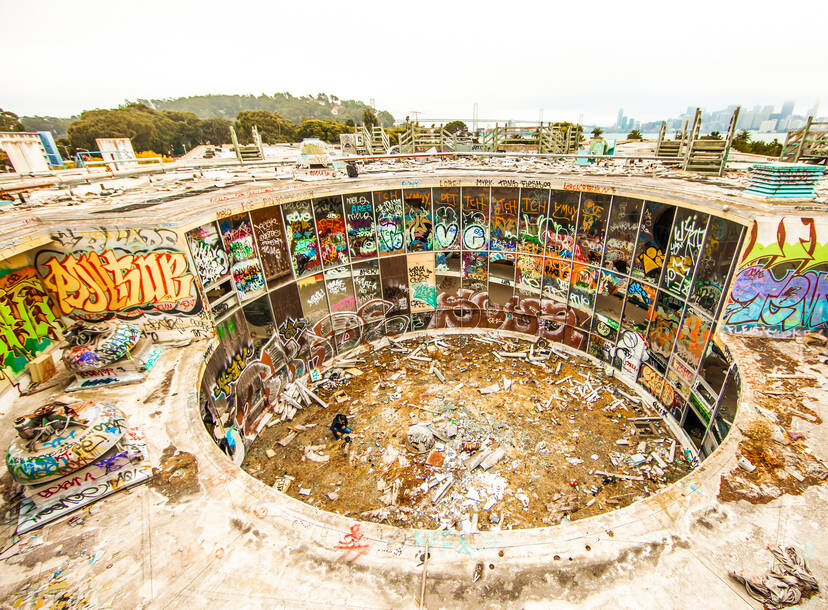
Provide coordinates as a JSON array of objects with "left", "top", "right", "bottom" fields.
[{"left": 243, "top": 332, "right": 694, "bottom": 530}]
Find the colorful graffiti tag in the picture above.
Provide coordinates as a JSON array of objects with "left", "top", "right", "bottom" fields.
[
  {"left": 427, "top": 288, "right": 588, "bottom": 349},
  {"left": 36, "top": 249, "right": 199, "bottom": 316},
  {"left": 0, "top": 267, "right": 62, "bottom": 375},
  {"left": 724, "top": 217, "right": 828, "bottom": 335},
  {"left": 186, "top": 222, "right": 230, "bottom": 287}
]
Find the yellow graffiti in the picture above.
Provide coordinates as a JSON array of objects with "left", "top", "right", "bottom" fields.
[
  {"left": 638, "top": 246, "right": 664, "bottom": 275},
  {"left": 213, "top": 346, "right": 254, "bottom": 398},
  {"left": 41, "top": 250, "right": 195, "bottom": 315}
]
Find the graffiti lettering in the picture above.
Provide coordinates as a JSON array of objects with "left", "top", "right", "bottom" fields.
[
  {"left": 38, "top": 249, "right": 196, "bottom": 316},
  {"left": 213, "top": 345, "right": 254, "bottom": 399}
]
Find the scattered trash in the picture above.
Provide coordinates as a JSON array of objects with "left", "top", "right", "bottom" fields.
[
  {"left": 407, "top": 424, "right": 436, "bottom": 453},
  {"left": 480, "top": 447, "right": 506, "bottom": 470},
  {"left": 730, "top": 545, "right": 819, "bottom": 609},
  {"left": 473, "top": 562, "right": 484, "bottom": 583},
  {"left": 426, "top": 450, "right": 445, "bottom": 467},
  {"left": 277, "top": 431, "right": 297, "bottom": 446},
  {"left": 738, "top": 456, "right": 756, "bottom": 472},
  {"left": 304, "top": 447, "right": 330, "bottom": 463}
]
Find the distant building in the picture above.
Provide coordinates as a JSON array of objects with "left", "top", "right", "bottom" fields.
[
  {"left": 780, "top": 100, "right": 795, "bottom": 118},
  {"left": 759, "top": 119, "right": 778, "bottom": 132}
]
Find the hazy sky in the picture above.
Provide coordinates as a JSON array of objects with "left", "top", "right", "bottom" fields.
[{"left": 2, "top": 0, "right": 826, "bottom": 124}]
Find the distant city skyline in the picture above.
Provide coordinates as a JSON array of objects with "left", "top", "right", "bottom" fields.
[{"left": 2, "top": 1, "right": 826, "bottom": 125}]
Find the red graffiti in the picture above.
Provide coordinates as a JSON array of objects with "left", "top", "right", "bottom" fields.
[{"left": 334, "top": 523, "right": 370, "bottom": 561}]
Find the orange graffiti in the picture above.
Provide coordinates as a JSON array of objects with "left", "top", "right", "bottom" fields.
[{"left": 41, "top": 249, "right": 195, "bottom": 315}]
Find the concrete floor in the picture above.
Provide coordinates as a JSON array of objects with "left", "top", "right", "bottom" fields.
[{"left": 0, "top": 332, "right": 824, "bottom": 609}]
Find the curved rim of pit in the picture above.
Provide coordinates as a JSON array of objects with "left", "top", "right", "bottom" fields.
[{"left": 188, "top": 328, "right": 741, "bottom": 567}]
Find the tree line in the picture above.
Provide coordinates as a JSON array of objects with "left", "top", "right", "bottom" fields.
[
  {"left": 145, "top": 92, "right": 394, "bottom": 127},
  {"left": 1, "top": 104, "right": 391, "bottom": 160}
]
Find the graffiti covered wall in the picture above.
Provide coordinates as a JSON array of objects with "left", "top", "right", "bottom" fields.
[
  {"left": 36, "top": 227, "right": 210, "bottom": 336},
  {"left": 723, "top": 216, "right": 828, "bottom": 336},
  {"left": 188, "top": 186, "right": 752, "bottom": 449},
  {"left": 0, "top": 254, "right": 62, "bottom": 377},
  {"left": 6, "top": 187, "right": 757, "bottom": 449}
]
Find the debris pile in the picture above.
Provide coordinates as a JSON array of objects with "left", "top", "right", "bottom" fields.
[{"left": 242, "top": 332, "right": 693, "bottom": 530}]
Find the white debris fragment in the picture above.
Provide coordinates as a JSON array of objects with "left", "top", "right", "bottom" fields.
[
  {"left": 277, "top": 431, "right": 298, "bottom": 446},
  {"left": 480, "top": 447, "right": 506, "bottom": 470},
  {"left": 479, "top": 383, "right": 500, "bottom": 395},
  {"left": 738, "top": 456, "right": 756, "bottom": 472}
]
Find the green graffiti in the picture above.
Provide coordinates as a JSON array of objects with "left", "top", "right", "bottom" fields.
[{"left": 0, "top": 268, "right": 62, "bottom": 375}]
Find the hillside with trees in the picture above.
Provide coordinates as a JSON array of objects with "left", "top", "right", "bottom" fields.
[
  {"left": 65, "top": 104, "right": 231, "bottom": 156},
  {"left": 143, "top": 93, "right": 394, "bottom": 127}
]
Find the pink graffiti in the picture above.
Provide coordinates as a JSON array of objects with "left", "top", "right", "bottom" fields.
[{"left": 427, "top": 288, "right": 587, "bottom": 349}]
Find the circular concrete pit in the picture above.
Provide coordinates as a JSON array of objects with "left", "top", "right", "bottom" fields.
[{"left": 242, "top": 330, "right": 696, "bottom": 530}]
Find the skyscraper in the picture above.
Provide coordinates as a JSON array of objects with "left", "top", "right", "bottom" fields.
[
  {"left": 780, "top": 100, "right": 795, "bottom": 118},
  {"left": 616, "top": 108, "right": 625, "bottom": 129}
]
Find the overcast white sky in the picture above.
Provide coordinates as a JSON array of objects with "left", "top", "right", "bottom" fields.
[{"left": 2, "top": 0, "right": 827, "bottom": 124}]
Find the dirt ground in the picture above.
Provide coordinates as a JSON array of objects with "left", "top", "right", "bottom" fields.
[
  {"left": 243, "top": 332, "right": 693, "bottom": 531},
  {"left": 718, "top": 337, "right": 828, "bottom": 504}
]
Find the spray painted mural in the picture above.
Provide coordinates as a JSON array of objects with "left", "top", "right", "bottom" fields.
[
  {"left": 250, "top": 207, "right": 292, "bottom": 283},
  {"left": 404, "top": 189, "right": 433, "bottom": 252},
  {"left": 36, "top": 227, "right": 203, "bottom": 327},
  {"left": 433, "top": 188, "right": 461, "bottom": 250},
  {"left": 182, "top": 185, "right": 753, "bottom": 450},
  {"left": 344, "top": 193, "right": 377, "bottom": 259},
  {"left": 314, "top": 196, "right": 349, "bottom": 268},
  {"left": 374, "top": 190, "right": 405, "bottom": 255},
  {"left": 0, "top": 262, "right": 62, "bottom": 377},
  {"left": 724, "top": 216, "right": 828, "bottom": 336},
  {"left": 407, "top": 253, "right": 436, "bottom": 312},
  {"left": 283, "top": 200, "right": 321, "bottom": 277},
  {"left": 185, "top": 222, "right": 230, "bottom": 287},
  {"left": 219, "top": 214, "right": 266, "bottom": 301}
]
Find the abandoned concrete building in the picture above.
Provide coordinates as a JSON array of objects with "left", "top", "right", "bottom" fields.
[{"left": 0, "top": 134, "right": 825, "bottom": 608}]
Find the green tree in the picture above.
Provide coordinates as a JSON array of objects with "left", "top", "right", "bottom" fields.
[
  {"left": 362, "top": 107, "right": 378, "bottom": 129},
  {"left": 200, "top": 118, "right": 232, "bottom": 144},
  {"left": 626, "top": 129, "right": 643, "bottom": 140},
  {"left": 731, "top": 130, "right": 783, "bottom": 157},
  {"left": 67, "top": 104, "right": 160, "bottom": 152},
  {"left": 234, "top": 110, "right": 295, "bottom": 143},
  {"left": 65, "top": 103, "right": 233, "bottom": 156},
  {"left": 444, "top": 120, "right": 468, "bottom": 135},
  {"left": 591, "top": 127, "right": 603, "bottom": 138},
  {"left": 0, "top": 109, "right": 25, "bottom": 132},
  {"left": 732, "top": 129, "right": 751, "bottom": 151},
  {"left": 296, "top": 119, "right": 350, "bottom": 143},
  {"left": 20, "top": 116, "right": 75, "bottom": 138}
]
